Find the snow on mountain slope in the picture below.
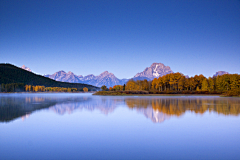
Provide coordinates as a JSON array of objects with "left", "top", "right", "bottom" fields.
[
  {"left": 21, "top": 65, "right": 32, "bottom": 72},
  {"left": 134, "top": 63, "right": 173, "bottom": 80}
]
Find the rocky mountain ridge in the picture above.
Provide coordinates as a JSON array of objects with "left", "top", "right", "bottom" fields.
[
  {"left": 45, "top": 70, "right": 127, "bottom": 88},
  {"left": 45, "top": 70, "right": 81, "bottom": 83},
  {"left": 44, "top": 63, "right": 173, "bottom": 87}
]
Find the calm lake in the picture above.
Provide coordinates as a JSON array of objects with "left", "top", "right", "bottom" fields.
[{"left": 0, "top": 93, "right": 240, "bottom": 160}]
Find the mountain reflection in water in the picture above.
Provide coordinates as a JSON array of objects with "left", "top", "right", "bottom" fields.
[
  {"left": 0, "top": 94, "right": 240, "bottom": 123},
  {"left": 49, "top": 98, "right": 120, "bottom": 115}
]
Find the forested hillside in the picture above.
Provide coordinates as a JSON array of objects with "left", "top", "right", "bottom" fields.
[{"left": 0, "top": 63, "right": 99, "bottom": 91}]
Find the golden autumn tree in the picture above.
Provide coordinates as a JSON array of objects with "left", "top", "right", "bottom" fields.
[
  {"left": 194, "top": 74, "right": 205, "bottom": 90},
  {"left": 162, "top": 75, "right": 169, "bottom": 91},
  {"left": 169, "top": 73, "right": 175, "bottom": 90},
  {"left": 35, "top": 86, "right": 39, "bottom": 92},
  {"left": 189, "top": 77, "right": 196, "bottom": 91},
  {"left": 155, "top": 77, "right": 162, "bottom": 91},
  {"left": 83, "top": 87, "right": 88, "bottom": 92},
  {"left": 178, "top": 76, "right": 185, "bottom": 91},
  {"left": 201, "top": 78, "right": 209, "bottom": 91},
  {"left": 101, "top": 85, "right": 107, "bottom": 91},
  {"left": 126, "top": 80, "right": 136, "bottom": 90},
  {"left": 184, "top": 78, "right": 190, "bottom": 91},
  {"left": 151, "top": 78, "right": 158, "bottom": 90},
  {"left": 113, "top": 85, "right": 121, "bottom": 91},
  {"left": 32, "top": 86, "right": 35, "bottom": 92},
  {"left": 28, "top": 85, "right": 32, "bottom": 91},
  {"left": 208, "top": 77, "right": 215, "bottom": 91},
  {"left": 175, "top": 73, "right": 183, "bottom": 90},
  {"left": 25, "top": 85, "right": 29, "bottom": 91},
  {"left": 119, "top": 85, "right": 123, "bottom": 91},
  {"left": 142, "top": 79, "right": 149, "bottom": 91}
]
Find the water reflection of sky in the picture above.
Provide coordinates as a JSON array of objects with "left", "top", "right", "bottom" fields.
[{"left": 0, "top": 93, "right": 240, "bottom": 160}]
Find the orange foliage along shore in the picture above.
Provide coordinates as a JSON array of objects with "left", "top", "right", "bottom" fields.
[
  {"left": 102, "top": 73, "right": 240, "bottom": 96},
  {"left": 24, "top": 85, "right": 88, "bottom": 92}
]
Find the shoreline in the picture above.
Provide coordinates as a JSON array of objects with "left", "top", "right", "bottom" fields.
[
  {"left": 0, "top": 92, "right": 239, "bottom": 98},
  {"left": 93, "top": 94, "right": 227, "bottom": 97},
  {"left": 94, "top": 94, "right": 240, "bottom": 98},
  {"left": 0, "top": 91, "right": 96, "bottom": 94},
  {"left": 94, "top": 94, "right": 221, "bottom": 96},
  {"left": 93, "top": 91, "right": 240, "bottom": 97}
]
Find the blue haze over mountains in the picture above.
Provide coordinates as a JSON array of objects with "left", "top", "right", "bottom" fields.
[{"left": 22, "top": 63, "right": 230, "bottom": 88}]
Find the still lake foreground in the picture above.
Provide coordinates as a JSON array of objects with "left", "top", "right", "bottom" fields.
[{"left": 0, "top": 93, "right": 240, "bottom": 160}]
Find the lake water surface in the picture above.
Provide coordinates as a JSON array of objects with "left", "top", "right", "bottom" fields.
[{"left": 0, "top": 93, "right": 240, "bottom": 160}]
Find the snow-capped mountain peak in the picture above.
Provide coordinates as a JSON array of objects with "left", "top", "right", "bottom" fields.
[
  {"left": 21, "top": 65, "right": 32, "bottom": 72},
  {"left": 134, "top": 63, "right": 173, "bottom": 79}
]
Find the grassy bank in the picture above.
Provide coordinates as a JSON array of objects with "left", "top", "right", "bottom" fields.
[
  {"left": 93, "top": 90, "right": 232, "bottom": 96},
  {"left": 93, "top": 90, "right": 240, "bottom": 97}
]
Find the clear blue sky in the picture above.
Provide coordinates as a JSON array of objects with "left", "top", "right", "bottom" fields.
[{"left": 1, "top": 0, "right": 239, "bottom": 78}]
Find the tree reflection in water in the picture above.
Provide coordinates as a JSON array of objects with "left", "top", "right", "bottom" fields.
[{"left": 126, "top": 97, "right": 240, "bottom": 116}]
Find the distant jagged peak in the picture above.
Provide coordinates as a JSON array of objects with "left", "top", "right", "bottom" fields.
[
  {"left": 102, "top": 71, "right": 109, "bottom": 74},
  {"left": 213, "top": 71, "right": 229, "bottom": 77},
  {"left": 21, "top": 65, "right": 32, "bottom": 72},
  {"left": 82, "top": 74, "right": 96, "bottom": 81},
  {"left": 150, "top": 62, "right": 171, "bottom": 69},
  {"left": 53, "top": 70, "right": 67, "bottom": 76},
  {"left": 150, "top": 62, "right": 164, "bottom": 67},
  {"left": 99, "top": 71, "right": 115, "bottom": 77},
  {"left": 67, "top": 71, "right": 75, "bottom": 75},
  {"left": 56, "top": 70, "right": 66, "bottom": 74},
  {"left": 45, "top": 70, "right": 82, "bottom": 83},
  {"left": 78, "top": 75, "right": 83, "bottom": 78}
]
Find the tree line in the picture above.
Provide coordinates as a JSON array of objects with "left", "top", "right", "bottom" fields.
[
  {"left": 1, "top": 84, "right": 89, "bottom": 92},
  {"left": 1, "top": 83, "right": 25, "bottom": 92},
  {"left": 101, "top": 73, "right": 240, "bottom": 96}
]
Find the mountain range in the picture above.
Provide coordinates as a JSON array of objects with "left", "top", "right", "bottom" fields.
[
  {"left": 22, "top": 63, "right": 231, "bottom": 88},
  {"left": 45, "top": 70, "right": 129, "bottom": 88},
  {"left": 44, "top": 63, "right": 174, "bottom": 88}
]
